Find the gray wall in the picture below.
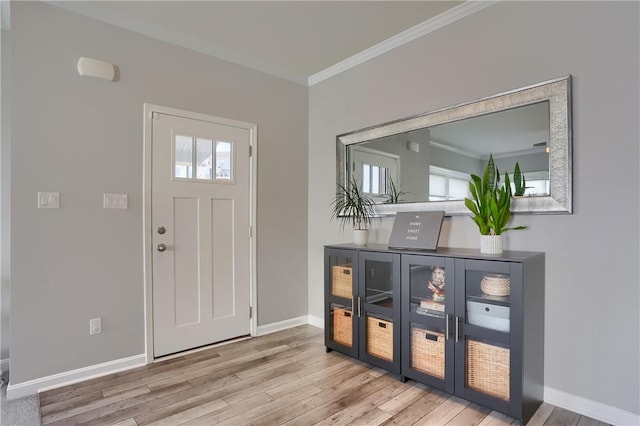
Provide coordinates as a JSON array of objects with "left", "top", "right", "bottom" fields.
[
  {"left": 494, "top": 152, "right": 549, "bottom": 176},
  {"left": 0, "top": 24, "right": 9, "bottom": 377},
  {"left": 9, "top": 1, "right": 308, "bottom": 385},
  {"left": 430, "top": 145, "right": 483, "bottom": 177},
  {"left": 309, "top": 1, "right": 639, "bottom": 416}
]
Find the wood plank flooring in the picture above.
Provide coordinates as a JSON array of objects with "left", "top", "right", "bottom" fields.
[{"left": 38, "top": 325, "right": 607, "bottom": 426}]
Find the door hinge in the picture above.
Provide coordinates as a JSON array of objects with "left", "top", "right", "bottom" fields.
[
  {"left": 151, "top": 111, "right": 160, "bottom": 120},
  {"left": 249, "top": 146, "right": 253, "bottom": 157},
  {"left": 249, "top": 306, "right": 253, "bottom": 319},
  {"left": 250, "top": 226, "right": 253, "bottom": 238}
]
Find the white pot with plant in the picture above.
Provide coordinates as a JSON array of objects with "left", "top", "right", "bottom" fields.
[
  {"left": 464, "top": 155, "right": 527, "bottom": 254},
  {"left": 331, "top": 178, "right": 377, "bottom": 246}
]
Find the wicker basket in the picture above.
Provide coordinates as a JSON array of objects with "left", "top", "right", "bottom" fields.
[
  {"left": 480, "top": 274, "right": 511, "bottom": 297},
  {"left": 332, "top": 265, "right": 353, "bottom": 298},
  {"left": 366, "top": 317, "right": 393, "bottom": 362},
  {"left": 332, "top": 307, "right": 353, "bottom": 347},
  {"left": 411, "top": 327, "right": 445, "bottom": 379},
  {"left": 466, "top": 339, "right": 510, "bottom": 401}
]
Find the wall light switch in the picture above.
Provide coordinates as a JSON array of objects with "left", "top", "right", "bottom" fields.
[
  {"left": 38, "top": 192, "right": 59, "bottom": 209},
  {"left": 89, "top": 317, "right": 102, "bottom": 335},
  {"left": 104, "top": 193, "right": 128, "bottom": 209}
]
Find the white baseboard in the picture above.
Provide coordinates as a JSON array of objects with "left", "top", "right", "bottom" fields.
[
  {"left": 6, "top": 353, "right": 146, "bottom": 400},
  {"left": 545, "top": 386, "right": 639, "bottom": 425},
  {"left": 256, "top": 315, "right": 309, "bottom": 336},
  {"left": 307, "top": 315, "right": 324, "bottom": 329}
]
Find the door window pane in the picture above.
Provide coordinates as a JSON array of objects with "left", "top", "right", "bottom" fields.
[
  {"left": 175, "top": 135, "right": 193, "bottom": 179},
  {"left": 215, "top": 141, "right": 232, "bottom": 180},
  {"left": 371, "top": 166, "right": 380, "bottom": 194},
  {"left": 196, "top": 138, "right": 213, "bottom": 180},
  {"left": 362, "top": 164, "right": 371, "bottom": 193}
]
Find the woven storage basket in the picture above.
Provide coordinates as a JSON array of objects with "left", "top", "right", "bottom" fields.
[
  {"left": 411, "top": 327, "right": 445, "bottom": 379},
  {"left": 366, "top": 317, "right": 393, "bottom": 362},
  {"left": 332, "top": 307, "right": 353, "bottom": 347},
  {"left": 480, "top": 274, "right": 511, "bottom": 297},
  {"left": 332, "top": 265, "right": 352, "bottom": 298},
  {"left": 466, "top": 339, "right": 510, "bottom": 401}
]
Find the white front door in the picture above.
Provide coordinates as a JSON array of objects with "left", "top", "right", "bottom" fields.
[{"left": 151, "top": 112, "right": 252, "bottom": 357}]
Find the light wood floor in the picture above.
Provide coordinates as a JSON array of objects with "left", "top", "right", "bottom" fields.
[{"left": 39, "top": 325, "right": 607, "bottom": 426}]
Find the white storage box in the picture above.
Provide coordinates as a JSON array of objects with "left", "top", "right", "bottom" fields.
[{"left": 467, "top": 301, "right": 510, "bottom": 332}]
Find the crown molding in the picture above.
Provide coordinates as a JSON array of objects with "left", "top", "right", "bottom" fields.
[{"left": 308, "top": 0, "right": 499, "bottom": 86}]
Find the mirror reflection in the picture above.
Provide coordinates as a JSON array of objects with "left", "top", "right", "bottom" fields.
[
  {"left": 348, "top": 102, "right": 550, "bottom": 204},
  {"left": 337, "top": 76, "right": 572, "bottom": 215}
]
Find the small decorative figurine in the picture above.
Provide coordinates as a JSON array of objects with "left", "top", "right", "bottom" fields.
[{"left": 428, "top": 267, "right": 446, "bottom": 301}]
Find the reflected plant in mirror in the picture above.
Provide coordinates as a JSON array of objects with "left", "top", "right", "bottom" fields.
[
  {"left": 513, "top": 162, "right": 527, "bottom": 197},
  {"left": 337, "top": 76, "right": 572, "bottom": 215},
  {"left": 384, "top": 176, "right": 409, "bottom": 204}
]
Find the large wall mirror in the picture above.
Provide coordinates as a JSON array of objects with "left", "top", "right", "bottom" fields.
[{"left": 337, "top": 76, "right": 572, "bottom": 215}]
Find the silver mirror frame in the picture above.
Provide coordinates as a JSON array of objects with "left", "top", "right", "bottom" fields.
[{"left": 336, "top": 75, "right": 572, "bottom": 216}]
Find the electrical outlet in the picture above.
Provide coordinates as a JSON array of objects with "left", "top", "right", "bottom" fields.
[{"left": 90, "top": 318, "right": 102, "bottom": 335}]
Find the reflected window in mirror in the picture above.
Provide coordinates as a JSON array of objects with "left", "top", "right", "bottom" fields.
[
  {"left": 429, "top": 166, "right": 470, "bottom": 201},
  {"left": 352, "top": 145, "right": 398, "bottom": 202}
]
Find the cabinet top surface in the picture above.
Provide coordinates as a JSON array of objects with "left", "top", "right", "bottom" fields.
[{"left": 324, "top": 243, "right": 543, "bottom": 262}]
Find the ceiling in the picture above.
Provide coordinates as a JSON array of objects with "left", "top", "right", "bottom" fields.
[{"left": 48, "top": 1, "right": 468, "bottom": 85}]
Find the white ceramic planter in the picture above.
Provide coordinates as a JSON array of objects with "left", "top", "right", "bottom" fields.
[
  {"left": 480, "top": 234, "right": 503, "bottom": 254},
  {"left": 353, "top": 229, "right": 369, "bottom": 246}
]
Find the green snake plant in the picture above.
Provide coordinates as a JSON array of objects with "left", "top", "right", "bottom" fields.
[{"left": 464, "top": 155, "right": 527, "bottom": 235}]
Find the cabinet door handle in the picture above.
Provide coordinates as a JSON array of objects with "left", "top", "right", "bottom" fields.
[
  {"left": 445, "top": 314, "right": 450, "bottom": 341},
  {"left": 455, "top": 316, "right": 461, "bottom": 343},
  {"left": 357, "top": 296, "right": 362, "bottom": 318}
]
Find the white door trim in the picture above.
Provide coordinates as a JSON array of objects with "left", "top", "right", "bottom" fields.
[{"left": 143, "top": 104, "right": 258, "bottom": 364}]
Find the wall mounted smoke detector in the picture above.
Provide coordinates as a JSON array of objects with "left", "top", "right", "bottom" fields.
[{"left": 77, "top": 57, "right": 116, "bottom": 81}]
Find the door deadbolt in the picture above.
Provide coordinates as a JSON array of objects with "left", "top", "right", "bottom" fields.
[
  {"left": 157, "top": 226, "right": 166, "bottom": 235},
  {"left": 157, "top": 243, "right": 167, "bottom": 252}
]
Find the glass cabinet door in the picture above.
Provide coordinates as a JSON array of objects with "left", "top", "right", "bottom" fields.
[
  {"left": 330, "top": 302, "right": 354, "bottom": 348},
  {"left": 363, "top": 258, "right": 393, "bottom": 308},
  {"left": 401, "top": 255, "right": 455, "bottom": 392},
  {"left": 328, "top": 251, "right": 355, "bottom": 300},
  {"left": 324, "top": 248, "right": 357, "bottom": 355},
  {"left": 455, "top": 259, "right": 517, "bottom": 411},
  {"left": 359, "top": 251, "right": 400, "bottom": 373}
]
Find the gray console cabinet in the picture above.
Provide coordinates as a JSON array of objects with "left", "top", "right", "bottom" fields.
[{"left": 324, "top": 243, "right": 544, "bottom": 424}]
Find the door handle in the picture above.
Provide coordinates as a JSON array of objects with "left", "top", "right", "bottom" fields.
[
  {"left": 445, "top": 314, "right": 450, "bottom": 341},
  {"left": 157, "top": 243, "right": 167, "bottom": 252}
]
